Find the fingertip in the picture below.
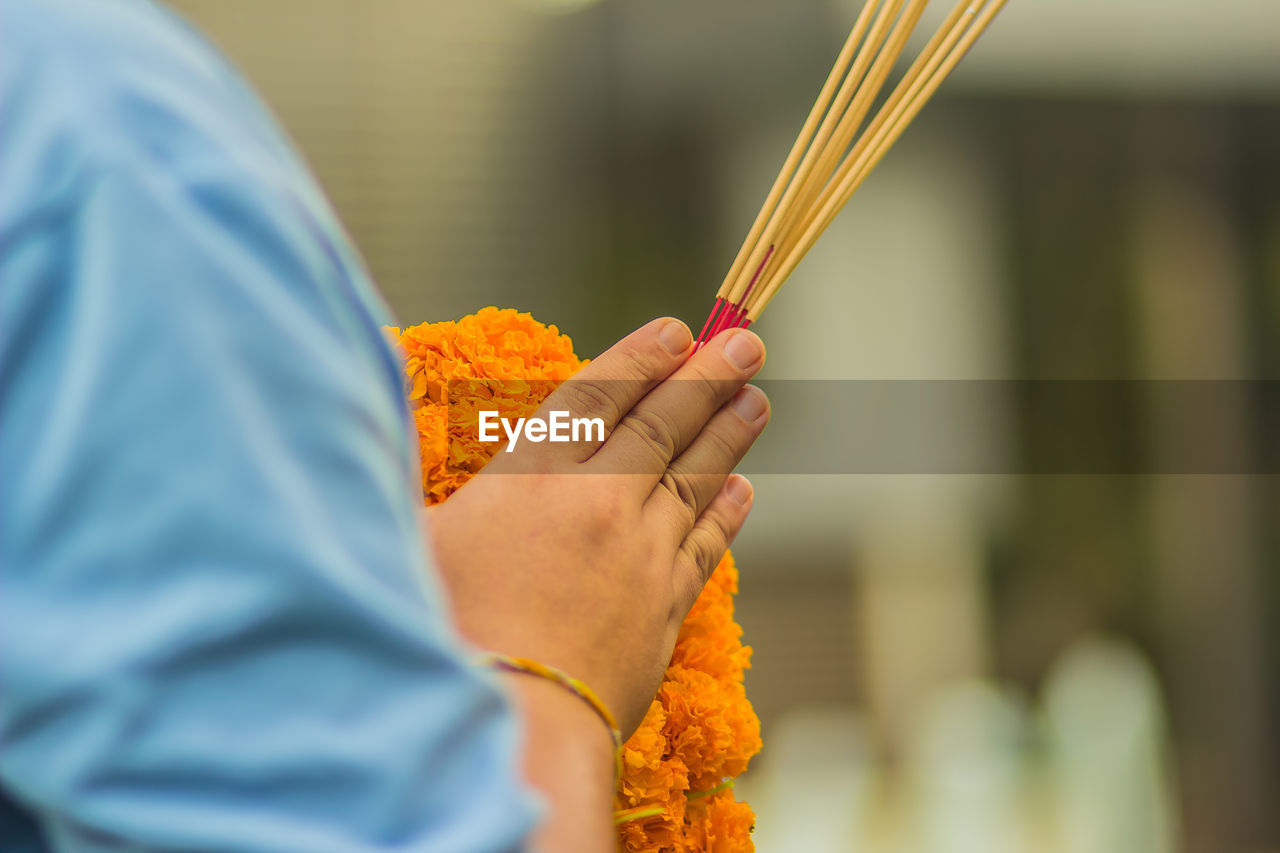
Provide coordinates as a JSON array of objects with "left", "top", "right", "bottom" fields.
[
  {"left": 730, "top": 385, "right": 769, "bottom": 426},
  {"left": 720, "top": 329, "right": 765, "bottom": 371},
  {"left": 725, "top": 474, "right": 753, "bottom": 508},
  {"left": 658, "top": 318, "right": 693, "bottom": 356}
]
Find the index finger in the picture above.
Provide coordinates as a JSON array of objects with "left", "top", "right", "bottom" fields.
[
  {"left": 590, "top": 329, "right": 765, "bottom": 479},
  {"left": 531, "top": 317, "right": 694, "bottom": 463}
]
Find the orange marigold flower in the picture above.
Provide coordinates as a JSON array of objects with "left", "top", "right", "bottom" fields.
[
  {"left": 393, "top": 307, "right": 585, "bottom": 505},
  {"left": 686, "top": 792, "right": 757, "bottom": 853},
  {"left": 388, "top": 308, "right": 760, "bottom": 852}
]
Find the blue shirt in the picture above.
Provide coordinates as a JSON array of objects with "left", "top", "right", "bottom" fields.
[{"left": 0, "top": 1, "right": 539, "bottom": 850}]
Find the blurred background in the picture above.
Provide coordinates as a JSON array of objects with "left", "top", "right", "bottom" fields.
[{"left": 166, "top": 1, "right": 1279, "bottom": 850}]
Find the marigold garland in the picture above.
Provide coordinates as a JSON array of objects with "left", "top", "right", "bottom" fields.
[{"left": 388, "top": 307, "right": 762, "bottom": 852}]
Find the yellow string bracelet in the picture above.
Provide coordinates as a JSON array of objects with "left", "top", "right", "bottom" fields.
[{"left": 474, "top": 652, "right": 624, "bottom": 780}]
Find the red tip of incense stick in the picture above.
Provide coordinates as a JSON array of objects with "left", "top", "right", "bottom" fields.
[
  {"left": 726, "top": 304, "right": 744, "bottom": 331},
  {"left": 710, "top": 302, "right": 739, "bottom": 340},
  {"left": 695, "top": 297, "right": 724, "bottom": 348}
]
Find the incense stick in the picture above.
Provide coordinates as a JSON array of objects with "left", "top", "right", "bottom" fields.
[
  {"left": 695, "top": 0, "right": 1007, "bottom": 341},
  {"left": 721, "top": 0, "right": 900, "bottom": 309},
  {"left": 710, "top": 0, "right": 880, "bottom": 319}
]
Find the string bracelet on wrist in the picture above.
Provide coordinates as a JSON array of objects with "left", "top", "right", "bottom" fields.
[{"left": 474, "top": 652, "right": 624, "bottom": 781}]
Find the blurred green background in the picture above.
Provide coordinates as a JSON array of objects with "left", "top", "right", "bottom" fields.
[{"left": 167, "top": 2, "right": 1279, "bottom": 851}]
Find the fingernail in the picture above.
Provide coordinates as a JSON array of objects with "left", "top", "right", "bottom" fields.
[
  {"left": 723, "top": 331, "right": 764, "bottom": 370},
  {"left": 659, "top": 320, "right": 693, "bottom": 355},
  {"left": 726, "top": 475, "right": 753, "bottom": 507},
  {"left": 731, "top": 386, "right": 767, "bottom": 423}
]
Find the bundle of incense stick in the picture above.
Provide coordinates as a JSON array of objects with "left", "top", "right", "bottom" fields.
[{"left": 694, "top": 0, "right": 1008, "bottom": 345}]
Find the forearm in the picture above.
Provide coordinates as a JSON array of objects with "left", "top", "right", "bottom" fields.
[{"left": 500, "top": 674, "right": 618, "bottom": 853}]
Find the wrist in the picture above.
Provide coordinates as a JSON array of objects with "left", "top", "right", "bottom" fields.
[
  {"left": 478, "top": 653, "right": 623, "bottom": 769},
  {"left": 500, "top": 672, "right": 617, "bottom": 785},
  {"left": 500, "top": 672, "right": 618, "bottom": 853}
]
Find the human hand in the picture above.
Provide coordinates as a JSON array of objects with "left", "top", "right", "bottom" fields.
[{"left": 425, "top": 317, "right": 768, "bottom": 737}]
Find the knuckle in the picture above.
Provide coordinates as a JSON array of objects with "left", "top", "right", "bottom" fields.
[
  {"left": 620, "top": 408, "right": 679, "bottom": 462},
  {"left": 681, "top": 361, "right": 733, "bottom": 404},
  {"left": 659, "top": 470, "right": 699, "bottom": 528},
  {"left": 693, "top": 367, "right": 732, "bottom": 401},
  {"left": 575, "top": 490, "right": 627, "bottom": 541},
  {"left": 593, "top": 487, "right": 627, "bottom": 521},
  {"left": 699, "top": 426, "right": 741, "bottom": 469},
  {"left": 616, "top": 344, "right": 658, "bottom": 382},
  {"left": 674, "top": 570, "right": 705, "bottom": 620},
  {"left": 683, "top": 529, "right": 723, "bottom": 586},
  {"left": 560, "top": 379, "right": 619, "bottom": 426}
]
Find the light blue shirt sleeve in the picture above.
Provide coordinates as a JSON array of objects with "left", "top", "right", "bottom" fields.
[{"left": 0, "top": 1, "right": 540, "bottom": 850}]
